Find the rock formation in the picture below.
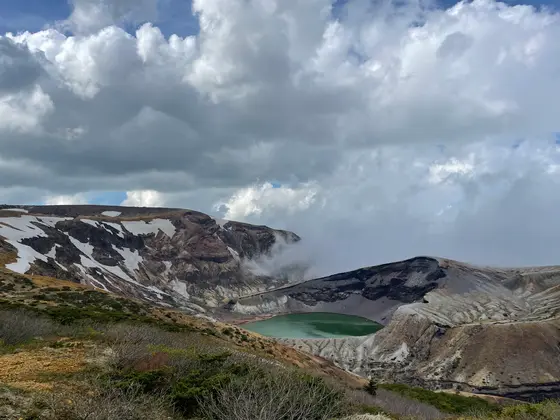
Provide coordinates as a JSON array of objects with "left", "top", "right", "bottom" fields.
[
  {"left": 232, "top": 257, "right": 560, "bottom": 400},
  {"left": 0, "top": 205, "right": 300, "bottom": 313}
]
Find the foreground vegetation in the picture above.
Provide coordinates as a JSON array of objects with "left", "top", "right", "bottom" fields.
[{"left": 378, "top": 384, "right": 500, "bottom": 415}]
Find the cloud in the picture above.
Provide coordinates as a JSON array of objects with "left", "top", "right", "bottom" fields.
[
  {"left": 44, "top": 193, "right": 89, "bottom": 205},
  {"left": 1, "top": 0, "right": 560, "bottom": 268},
  {"left": 122, "top": 190, "right": 164, "bottom": 207},
  {"left": 214, "top": 182, "right": 319, "bottom": 221},
  {"left": 0, "top": 38, "right": 43, "bottom": 94},
  {"left": 214, "top": 139, "right": 560, "bottom": 273},
  {"left": 65, "top": 0, "right": 159, "bottom": 34}
]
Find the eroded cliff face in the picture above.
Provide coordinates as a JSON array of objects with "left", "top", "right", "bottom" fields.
[
  {"left": 233, "top": 257, "right": 560, "bottom": 400},
  {"left": 231, "top": 257, "right": 446, "bottom": 322},
  {"left": 0, "top": 205, "right": 300, "bottom": 312}
]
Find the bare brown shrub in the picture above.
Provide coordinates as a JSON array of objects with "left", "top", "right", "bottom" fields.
[
  {"left": 100, "top": 323, "right": 180, "bottom": 370},
  {"left": 40, "top": 382, "right": 174, "bottom": 420},
  {"left": 199, "top": 368, "right": 350, "bottom": 420},
  {"left": 347, "top": 387, "right": 447, "bottom": 420},
  {"left": 101, "top": 323, "right": 218, "bottom": 371},
  {"left": 0, "top": 309, "right": 58, "bottom": 346}
]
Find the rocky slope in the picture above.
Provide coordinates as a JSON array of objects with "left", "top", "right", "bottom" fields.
[
  {"left": 3, "top": 204, "right": 560, "bottom": 401},
  {"left": 231, "top": 257, "right": 560, "bottom": 400},
  {"left": 0, "top": 205, "right": 300, "bottom": 313}
]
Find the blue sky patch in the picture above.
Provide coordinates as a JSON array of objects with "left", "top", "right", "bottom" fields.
[
  {"left": 0, "top": 0, "right": 199, "bottom": 37},
  {"left": 1, "top": 0, "right": 557, "bottom": 36}
]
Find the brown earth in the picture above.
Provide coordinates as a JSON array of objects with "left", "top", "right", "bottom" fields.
[{"left": 0, "top": 345, "right": 87, "bottom": 391}]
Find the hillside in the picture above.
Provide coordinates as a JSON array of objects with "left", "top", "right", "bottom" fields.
[
  {"left": 231, "top": 257, "right": 560, "bottom": 400},
  {"left": 1, "top": 267, "right": 559, "bottom": 420},
  {"left": 0, "top": 205, "right": 300, "bottom": 312},
  {"left": 2, "top": 205, "right": 560, "bottom": 406}
]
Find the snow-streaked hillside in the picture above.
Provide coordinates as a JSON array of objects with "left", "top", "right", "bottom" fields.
[{"left": 0, "top": 205, "right": 300, "bottom": 312}]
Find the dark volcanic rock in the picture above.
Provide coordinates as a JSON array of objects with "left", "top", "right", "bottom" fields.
[
  {"left": 286, "top": 257, "right": 446, "bottom": 305},
  {"left": 21, "top": 236, "right": 56, "bottom": 255}
]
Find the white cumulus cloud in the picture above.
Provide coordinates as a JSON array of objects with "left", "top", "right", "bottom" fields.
[
  {"left": 0, "top": 0, "right": 560, "bottom": 269},
  {"left": 44, "top": 193, "right": 89, "bottom": 205},
  {"left": 122, "top": 190, "right": 164, "bottom": 207}
]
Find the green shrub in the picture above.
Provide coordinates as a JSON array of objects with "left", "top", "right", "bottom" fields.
[
  {"left": 497, "top": 400, "right": 560, "bottom": 420},
  {"left": 379, "top": 383, "right": 499, "bottom": 415}
]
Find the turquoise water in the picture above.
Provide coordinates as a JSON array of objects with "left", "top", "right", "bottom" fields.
[{"left": 242, "top": 312, "right": 383, "bottom": 339}]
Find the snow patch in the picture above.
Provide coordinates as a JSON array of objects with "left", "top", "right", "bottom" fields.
[
  {"left": 101, "top": 221, "right": 124, "bottom": 238},
  {"left": 55, "top": 261, "right": 68, "bottom": 271},
  {"left": 227, "top": 246, "right": 240, "bottom": 261},
  {"left": 171, "top": 280, "right": 190, "bottom": 299},
  {"left": 0, "top": 216, "right": 71, "bottom": 273},
  {"left": 102, "top": 211, "right": 121, "bottom": 217},
  {"left": 0, "top": 216, "right": 49, "bottom": 240},
  {"left": 46, "top": 244, "right": 60, "bottom": 259},
  {"left": 122, "top": 219, "right": 176, "bottom": 238},
  {"left": 146, "top": 285, "right": 169, "bottom": 300},
  {"left": 5, "top": 240, "right": 48, "bottom": 273},
  {"left": 81, "top": 219, "right": 99, "bottom": 228},
  {"left": 68, "top": 236, "right": 138, "bottom": 284},
  {"left": 162, "top": 261, "right": 174, "bottom": 278},
  {"left": 75, "top": 264, "right": 109, "bottom": 291},
  {"left": 113, "top": 245, "right": 143, "bottom": 275},
  {"left": 82, "top": 219, "right": 125, "bottom": 238},
  {"left": 68, "top": 235, "right": 170, "bottom": 298},
  {"left": 4, "top": 208, "right": 28, "bottom": 213}
]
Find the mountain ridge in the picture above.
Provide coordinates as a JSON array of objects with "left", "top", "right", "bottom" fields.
[
  {"left": 230, "top": 256, "right": 560, "bottom": 400},
  {"left": 0, "top": 204, "right": 301, "bottom": 313},
  {"left": 2, "top": 204, "right": 560, "bottom": 401}
]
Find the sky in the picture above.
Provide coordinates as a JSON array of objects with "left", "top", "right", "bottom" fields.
[{"left": 2, "top": 0, "right": 560, "bottom": 272}]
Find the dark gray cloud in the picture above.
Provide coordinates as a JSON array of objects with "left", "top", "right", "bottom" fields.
[
  {"left": 1, "top": 0, "right": 560, "bottom": 268},
  {"left": 0, "top": 38, "right": 43, "bottom": 94}
]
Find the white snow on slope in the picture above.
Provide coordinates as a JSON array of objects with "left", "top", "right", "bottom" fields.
[
  {"left": 74, "top": 264, "right": 110, "bottom": 291},
  {"left": 122, "top": 219, "right": 175, "bottom": 238},
  {"left": 4, "top": 208, "right": 28, "bottom": 213},
  {"left": 102, "top": 211, "right": 121, "bottom": 217},
  {"left": 146, "top": 285, "right": 169, "bottom": 299},
  {"left": 67, "top": 235, "right": 169, "bottom": 299},
  {"left": 68, "top": 236, "right": 139, "bottom": 285},
  {"left": 114, "top": 245, "right": 143, "bottom": 274},
  {"left": 163, "top": 261, "right": 172, "bottom": 274},
  {"left": 0, "top": 216, "right": 49, "bottom": 240},
  {"left": 171, "top": 279, "right": 190, "bottom": 299},
  {"left": 81, "top": 219, "right": 99, "bottom": 228},
  {"left": 227, "top": 246, "right": 240, "bottom": 261},
  {"left": 5, "top": 240, "right": 48, "bottom": 273},
  {"left": 102, "top": 221, "right": 124, "bottom": 237},
  {"left": 82, "top": 219, "right": 124, "bottom": 238},
  {"left": 0, "top": 216, "right": 69, "bottom": 273},
  {"left": 46, "top": 244, "right": 59, "bottom": 258}
]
